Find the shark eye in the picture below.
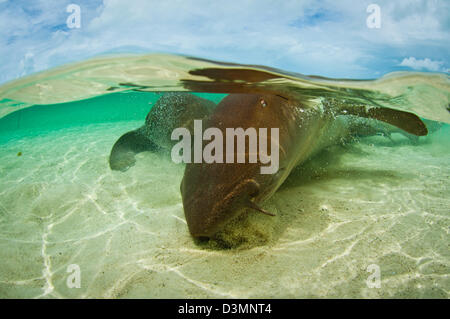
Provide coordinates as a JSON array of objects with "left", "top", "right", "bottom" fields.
[{"left": 260, "top": 99, "right": 267, "bottom": 107}]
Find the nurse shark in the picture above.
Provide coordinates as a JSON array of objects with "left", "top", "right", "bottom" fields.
[{"left": 110, "top": 90, "right": 427, "bottom": 239}]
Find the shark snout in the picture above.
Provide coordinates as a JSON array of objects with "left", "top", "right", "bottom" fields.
[{"left": 181, "top": 177, "right": 274, "bottom": 238}]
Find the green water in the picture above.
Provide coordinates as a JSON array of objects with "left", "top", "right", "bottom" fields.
[{"left": 0, "top": 91, "right": 226, "bottom": 141}]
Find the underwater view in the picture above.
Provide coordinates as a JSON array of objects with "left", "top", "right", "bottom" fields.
[
  {"left": 0, "top": 0, "right": 449, "bottom": 301},
  {"left": 0, "top": 54, "right": 448, "bottom": 298}
]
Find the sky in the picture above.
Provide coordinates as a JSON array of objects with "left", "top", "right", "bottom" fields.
[{"left": 0, "top": 0, "right": 449, "bottom": 84}]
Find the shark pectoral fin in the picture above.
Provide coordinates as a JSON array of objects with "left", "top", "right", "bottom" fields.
[
  {"left": 340, "top": 106, "right": 428, "bottom": 136},
  {"left": 109, "top": 127, "right": 158, "bottom": 172},
  {"left": 245, "top": 199, "right": 276, "bottom": 216}
]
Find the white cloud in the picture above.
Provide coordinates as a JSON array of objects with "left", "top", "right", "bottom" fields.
[
  {"left": 399, "top": 57, "right": 447, "bottom": 72},
  {"left": 0, "top": 0, "right": 448, "bottom": 83}
]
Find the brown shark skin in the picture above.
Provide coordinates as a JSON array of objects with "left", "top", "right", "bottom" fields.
[
  {"left": 180, "top": 93, "right": 428, "bottom": 238},
  {"left": 180, "top": 94, "right": 342, "bottom": 238}
]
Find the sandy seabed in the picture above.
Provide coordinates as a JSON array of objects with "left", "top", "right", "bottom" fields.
[{"left": 0, "top": 121, "right": 448, "bottom": 298}]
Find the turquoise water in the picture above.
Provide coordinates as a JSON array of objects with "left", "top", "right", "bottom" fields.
[
  {"left": 0, "top": 91, "right": 225, "bottom": 142},
  {"left": 0, "top": 55, "right": 448, "bottom": 298}
]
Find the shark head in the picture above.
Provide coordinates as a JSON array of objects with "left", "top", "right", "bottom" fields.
[
  {"left": 180, "top": 162, "right": 275, "bottom": 238},
  {"left": 179, "top": 93, "right": 293, "bottom": 238}
]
